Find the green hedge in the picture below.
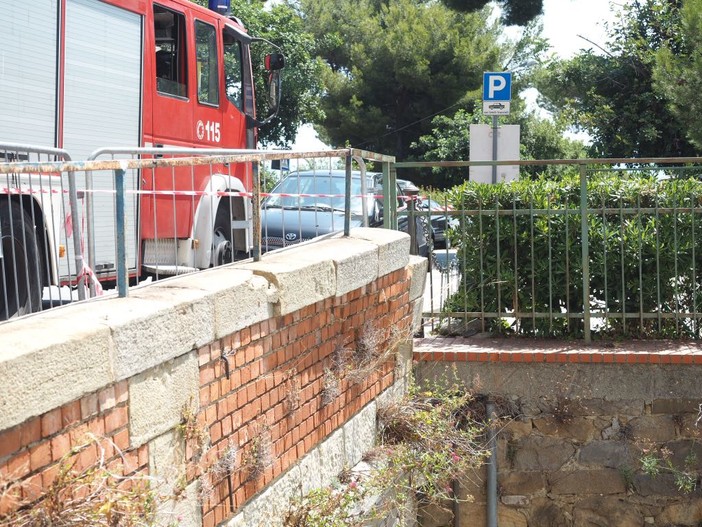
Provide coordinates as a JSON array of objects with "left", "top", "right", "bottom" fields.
[{"left": 446, "top": 171, "right": 702, "bottom": 338}]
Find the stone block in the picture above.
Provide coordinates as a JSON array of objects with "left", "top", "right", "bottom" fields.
[
  {"left": 569, "top": 398, "right": 645, "bottom": 417},
  {"left": 458, "top": 465, "right": 487, "bottom": 502},
  {"left": 665, "top": 439, "right": 702, "bottom": 471},
  {"left": 155, "top": 480, "right": 201, "bottom": 527},
  {"left": 656, "top": 498, "right": 702, "bottom": 525},
  {"left": 109, "top": 291, "right": 215, "bottom": 381},
  {"left": 629, "top": 415, "right": 677, "bottom": 442},
  {"left": 166, "top": 269, "right": 276, "bottom": 339},
  {"left": 417, "top": 500, "right": 454, "bottom": 527},
  {"left": 573, "top": 496, "right": 643, "bottom": 527},
  {"left": 407, "top": 255, "right": 428, "bottom": 302},
  {"left": 549, "top": 468, "right": 627, "bottom": 495},
  {"left": 634, "top": 472, "right": 690, "bottom": 497},
  {"left": 345, "top": 227, "right": 411, "bottom": 277},
  {"left": 501, "top": 418, "right": 533, "bottom": 440},
  {"left": 317, "top": 427, "right": 347, "bottom": 486},
  {"left": 510, "top": 436, "right": 576, "bottom": 471},
  {"left": 343, "top": 401, "right": 377, "bottom": 467},
  {"left": 532, "top": 416, "right": 600, "bottom": 442},
  {"left": 456, "top": 501, "right": 485, "bottom": 527},
  {"left": 244, "top": 465, "right": 302, "bottom": 527},
  {"left": 129, "top": 352, "right": 199, "bottom": 447},
  {"left": 528, "top": 497, "right": 571, "bottom": 526},
  {"left": 579, "top": 440, "right": 635, "bottom": 468},
  {"left": 501, "top": 495, "right": 529, "bottom": 507},
  {"left": 0, "top": 304, "right": 113, "bottom": 430},
  {"left": 149, "top": 430, "right": 186, "bottom": 498},
  {"left": 297, "top": 448, "right": 322, "bottom": 495},
  {"left": 651, "top": 398, "right": 702, "bottom": 415},
  {"left": 498, "top": 471, "right": 547, "bottom": 495},
  {"left": 239, "top": 252, "right": 336, "bottom": 316}
]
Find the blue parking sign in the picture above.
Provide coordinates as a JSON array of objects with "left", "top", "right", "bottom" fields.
[
  {"left": 483, "top": 72, "right": 512, "bottom": 101},
  {"left": 483, "top": 72, "right": 512, "bottom": 115}
]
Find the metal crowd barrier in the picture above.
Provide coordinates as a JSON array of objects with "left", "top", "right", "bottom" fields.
[{"left": 0, "top": 146, "right": 396, "bottom": 322}]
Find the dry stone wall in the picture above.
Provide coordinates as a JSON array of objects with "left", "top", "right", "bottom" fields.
[{"left": 415, "top": 342, "right": 702, "bottom": 527}]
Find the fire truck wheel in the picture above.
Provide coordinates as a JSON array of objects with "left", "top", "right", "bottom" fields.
[
  {"left": 0, "top": 201, "right": 42, "bottom": 320},
  {"left": 213, "top": 200, "right": 233, "bottom": 266}
]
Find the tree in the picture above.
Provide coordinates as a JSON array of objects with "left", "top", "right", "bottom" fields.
[
  {"left": 654, "top": 0, "right": 702, "bottom": 151},
  {"left": 441, "top": 0, "right": 543, "bottom": 26},
  {"left": 192, "top": 0, "right": 324, "bottom": 146},
  {"left": 535, "top": 0, "right": 698, "bottom": 158},
  {"left": 296, "top": 0, "right": 510, "bottom": 159}
]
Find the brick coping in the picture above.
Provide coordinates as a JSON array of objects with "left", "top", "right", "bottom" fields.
[{"left": 413, "top": 336, "right": 702, "bottom": 364}]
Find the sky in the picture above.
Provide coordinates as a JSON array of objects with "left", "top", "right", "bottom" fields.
[{"left": 290, "top": 0, "right": 628, "bottom": 150}]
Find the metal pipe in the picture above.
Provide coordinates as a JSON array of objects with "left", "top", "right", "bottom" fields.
[
  {"left": 491, "top": 116, "right": 498, "bottom": 184},
  {"left": 579, "top": 164, "right": 591, "bottom": 343},
  {"left": 114, "top": 167, "right": 128, "bottom": 298},
  {"left": 486, "top": 401, "right": 497, "bottom": 527},
  {"left": 344, "top": 154, "right": 352, "bottom": 237}
]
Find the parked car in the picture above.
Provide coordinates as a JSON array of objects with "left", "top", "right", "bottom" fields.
[
  {"left": 416, "top": 197, "right": 457, "bottom": 249},
  {"left": 260, "top": 170, "right": 429, "bottom": 255}
]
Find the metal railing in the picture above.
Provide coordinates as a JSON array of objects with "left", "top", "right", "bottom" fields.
[
  {"left": 0, "top": 146, "right": 396, "bottom": 322},
  {"left": 398, "top": 157, "right": 702, "bottom": 342}
]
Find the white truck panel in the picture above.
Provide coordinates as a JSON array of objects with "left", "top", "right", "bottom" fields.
[{"left": 62, "top": 0, "right": 143, "bottom": 277}]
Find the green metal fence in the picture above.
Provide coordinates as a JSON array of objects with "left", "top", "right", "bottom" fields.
[{"left": 397, "top": 158, "right": 702, "bottom": 342}]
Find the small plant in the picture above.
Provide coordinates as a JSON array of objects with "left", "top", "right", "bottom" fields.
[
  {"left": 177, "top": 400, "right": 209, "bottom": 461},
  {"left": 619, "top": 465, "right": 636, "bottom": 493},
  {"left": 551, "top": 397, "right": 574, "bottom": 424},
  {"left": 0, "top": 435, "right": 157, "bottom": 527},
  {"left": 321, "top": 367, "right": 341, "bottom": 407},
  {"left": 346, "top": 321, "right": 394, "bottom": 385},
  {"left": 243, "top": 422, "right": 272, "bottom": 482},
  {"left": 212, "top": 440, "right": 239, "bottom": 479},
  {"left": 641, "top": 444, "right": 699, "bottom": 494},
  {"left": 285, "top": 370, "right": 301, "bottom": 414}
]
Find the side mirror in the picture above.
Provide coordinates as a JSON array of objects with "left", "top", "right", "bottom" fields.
[{"left": 265, "top": 53, "right": 285, "bottom": 71}]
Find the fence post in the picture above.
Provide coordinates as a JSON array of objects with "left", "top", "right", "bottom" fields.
[
  {"left": 66, "top": 171, "right": 86, "bottom": 301},
  {"left": 115, "top": 166, "right": 128, "bottom": 298},
  {"left": 253, "top": 160, "right": 261, "bottom": 262},
  {"left": 344, "top": 153, "right": 352, "bottom": 237},
  {"left": 580, "top": 163, "right": 591, "bottom": 343}
]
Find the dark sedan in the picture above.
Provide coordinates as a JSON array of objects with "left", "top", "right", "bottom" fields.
[{"left": 260, "top": 170, "right": 381, "bottom": 252}]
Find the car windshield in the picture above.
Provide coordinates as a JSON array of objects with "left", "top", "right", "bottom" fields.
[{"left": 263, "top": 174, "right": 373, "bottom": 214}]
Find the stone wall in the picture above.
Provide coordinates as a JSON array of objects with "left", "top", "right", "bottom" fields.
[
  {"left": 415, "top": 340, "right": 702, "bottom": 527},
  {"left": 0, "top": 228, "right": 427, "bottom": 527}
]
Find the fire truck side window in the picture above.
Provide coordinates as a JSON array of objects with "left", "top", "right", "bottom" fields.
[
  {"left": 195, "top": 21, "right": 219, "bottom": 106},
  {"left": 154, "top": 4, "right": 187, "bottom": 98},
  {"left": 223, "top": 29, "right": 244, "bottom": 111}
]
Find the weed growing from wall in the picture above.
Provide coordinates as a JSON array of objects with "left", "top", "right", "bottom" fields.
[
  {"left": 243, "top": 421, "right": 273, "bottom": 482},
  {"left": 284, "top": 380, "right": 489, "bottom": 526},
  {"left": 641, "top": 444, "right": 699, "bottom": 494},
  {"left": 0, "top": 435, "right": 157, "bottom": 527}
]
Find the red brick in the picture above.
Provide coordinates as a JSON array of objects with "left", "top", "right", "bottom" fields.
[
  {"left": 21, "top": 473, "right": 42, "bottom": 502},
  {"left": 104, "top": 406, "right": 128, "bottom": 435},
  {"left": 41, "top": 408, "right": 63, "bottom": 438},
  {"left": 0, "top": 427, "right": 21, "bottom": 460},
  {"left": 41, "top": 463, "right": 60, "bottom": 490},
  {"left": 29, "top": 442, "right": 51, "bottom": 472},
  {"left": 138, "top": 444, "right": 149, "bottom": 468},
  {"left": 62, "top": 401, "right": 81, "bottom": 428},
  {"left": 80, "top": 393, "right": 99, "bottom": 419},
  {"left": 20, "top": 417, "right": 42, "bottom": 447},
  {"left": 98, "top": 386, "right": 116, "bottom": 413},
  {"left": 50, "top": 433, "right": 71, "bottom": 462},
  {"left": 113, "top": 428, "right": 130, "bottom": 452},
  {"left": 114, "top": 381, "right": 129, "bottom": 404}
]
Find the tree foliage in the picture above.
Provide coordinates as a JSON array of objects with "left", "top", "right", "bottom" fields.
[
  {"left": 296, "top": 0, "right": 507, "bottom": 158},
  {"left": 440, "top": 0, "right": 543, "bottom": 26},
  {"left": 535, "top": 0, "right": 698, "bottom": 158},
  {"left": 192, "top": 0, "right": 324, "bottom": 146},
  {"left": 653, "top": 0, "right": 702, "bottom": 151}
]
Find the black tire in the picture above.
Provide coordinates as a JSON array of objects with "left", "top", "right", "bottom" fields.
[
  {"left": 0, "top": 200, "right": 42, "bottom": 320},
  {"left": 213, "top": 199, "right": 234, "bottom": 266}
]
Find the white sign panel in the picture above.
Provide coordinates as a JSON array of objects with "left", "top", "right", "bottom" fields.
[{"left": 469, "top": 124, "right": 520, "bottom": 183}]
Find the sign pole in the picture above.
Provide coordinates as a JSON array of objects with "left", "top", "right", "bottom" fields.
[{"left": 491, "top": 115, "right": 498, "bottom": 184}]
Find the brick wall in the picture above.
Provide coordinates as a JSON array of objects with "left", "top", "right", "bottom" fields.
[{"left": 0, "top": 229, "right": 427, "bottom": 527}]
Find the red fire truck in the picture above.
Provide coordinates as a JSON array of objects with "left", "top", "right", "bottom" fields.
[{"left": 0, "top": 0, "right": 284, "bottom": 319}]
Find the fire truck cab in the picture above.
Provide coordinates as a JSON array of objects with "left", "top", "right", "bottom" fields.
[{"left": 0, "top": 0, "right": 283, "bottom": 319}]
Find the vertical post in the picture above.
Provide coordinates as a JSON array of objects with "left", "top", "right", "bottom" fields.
[
  {"left": 491, "top": 115, "right": 498, "bottom": 184},
  {"left": 486, "top": 401, "right": 497, "bottom": 527},
  {"left": 344, "top": 153, "right": 352, "bottom": 237},
  {"left": 67, "top": 170, "right": 86, "bottom": 300},
  {"left": 580, "top": 164, "right": 591, "bottom": 343},
  {"left": 115, "top": 166, "right": 128, "bottom": 298},
  {"left": 253, "top": 160, "right": 261, "bottom": 262},
  {"left": 382, "top": 161, "right": 392, "bottom": 229}
]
